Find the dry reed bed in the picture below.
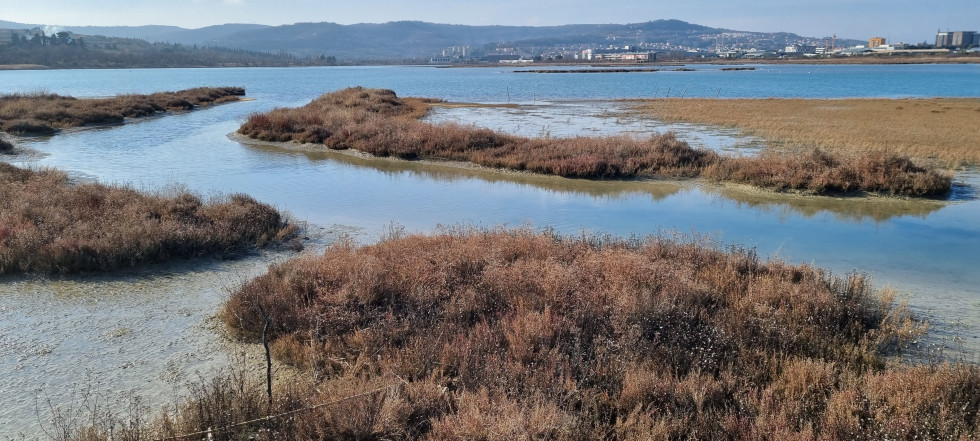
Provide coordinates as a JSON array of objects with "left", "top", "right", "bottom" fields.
[
  {"left": 631, "top": 97, "right": 980, "bottom": 165},
  {"left": 81, "top": 227, "right": 977, "bottom": 440},
  {"left": 0, "top": 163, "right": 296, "bottom": 274},
  {"left": 238, "top": 87, "right": 951, "bottom": 197},
  {"left": 0, "top": 86, "right": 245, "bottom": 135}
]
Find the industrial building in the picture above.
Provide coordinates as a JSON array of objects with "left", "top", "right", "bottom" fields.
[{"left": 936, "top": 30, "right": 977, "bottom": 48}]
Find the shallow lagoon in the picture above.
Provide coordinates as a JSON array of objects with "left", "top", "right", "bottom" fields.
[{"left": 1, "top": 64, "right": 979, "bottom": 434}]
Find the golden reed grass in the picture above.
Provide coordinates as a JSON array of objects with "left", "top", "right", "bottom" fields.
[
  {"left": 0, "top": 86, "right": 245, "bottom": 135},
  {"left": 0, "top": 163, "right": 296, "bottom": 274},
  {"left": 68, "top": 227, "right": 977, "bottom": 440},
  {"left": 238, "top": 87, "right": 951, "bottom": 197},
  {"left": 631, "top": 97, "right": 980, "bottom": 166}
]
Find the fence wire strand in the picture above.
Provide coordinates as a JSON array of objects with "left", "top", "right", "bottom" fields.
[{"left": 152, "top": 382, "right": 402, "bottom": 441}]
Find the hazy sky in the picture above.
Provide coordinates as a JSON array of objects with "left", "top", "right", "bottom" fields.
[{"left": 2, "top": 0, "right": 976, "bottom": 43}]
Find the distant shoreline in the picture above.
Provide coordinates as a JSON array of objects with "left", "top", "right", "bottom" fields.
[
  {"left": 0, "top": 63, "right": 318, "bottom": 70},
  {"left": 0, "top": 64, "right": 50, "bottom": 70},
  {"left": 452, "top": 56, "right": 980, "bottom": 68},
  {"left": 3, "top": 54, "right": 977, "bottom": 71}
]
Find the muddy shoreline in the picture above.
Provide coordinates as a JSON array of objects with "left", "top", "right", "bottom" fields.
[{"left": 0, "top": 222, "right": 354, "bottom": 436}]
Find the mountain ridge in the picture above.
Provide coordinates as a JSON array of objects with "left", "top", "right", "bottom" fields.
[{"left": 1, "top": 19, "right": 857, "bottom": 60}]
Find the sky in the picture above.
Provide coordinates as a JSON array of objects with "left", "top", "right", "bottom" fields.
[{"left": 1, "top": 0, "right": 977, "bottom": 43}]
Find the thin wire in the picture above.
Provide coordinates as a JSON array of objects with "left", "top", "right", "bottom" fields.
[{"left": 153, "top": 382, "right": 401, "bottom": 441}]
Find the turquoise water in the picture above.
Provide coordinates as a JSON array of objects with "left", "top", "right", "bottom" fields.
[{"left": 1, "top": 64, "right": 979, "bottom": 434}]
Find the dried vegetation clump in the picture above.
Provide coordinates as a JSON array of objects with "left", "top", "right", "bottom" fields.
[
  {"left": 0, "top": 163, "right": 296, "bottom": 274},
  {"left": 119, "top": 227, "right": 974, "bottom": 441},
  {"left": 239, "top": 87, "right": 718, "bottom": 179},
  {"left": 704, "top": 148, "right": 953, "bottom": 196},
  {"left": 0, "top": 86, "right": 245, "bottom": 135},
  {"left": 239, "top": 87, "right": 951, "bottom": 197}
]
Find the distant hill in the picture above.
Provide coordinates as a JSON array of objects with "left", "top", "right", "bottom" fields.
[
  {"left": 206, "top": 20, "right": 734, "bottom": 59},
  {"left": 1, "top": 19, "right": 862, "bottom": 61},
  {"left": 0, "top": 20, "right": 183, "bottom": 39},
  {"left": 0, "top": 29, "right": 335, "bottom": 69},
  {"left": 0, "top": 20, "right": 270, "bottom": 45},
  {"left": 137, "top": 24, "right": 273, "bottom": 45},
  {"left": 201, "top": 19, "right": 856, "bottom": 60}
]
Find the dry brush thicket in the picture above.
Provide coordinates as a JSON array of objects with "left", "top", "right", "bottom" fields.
[
  {"left": 0, "top": 86, "right": 245, "bottom": 135},
  {"left": 64, "top": 228, "right": 978, "bottom": 440},
  {"left": 0, "top": 163, "right": 296, "bottom": 274},
  {"left": 238, "top": 87, "right": 951, "bottom": 197}
]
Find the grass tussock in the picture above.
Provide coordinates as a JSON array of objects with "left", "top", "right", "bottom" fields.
[
  {"left": 113, "top": 227, "right": 973, "bottom": 441},
  {"left": 0, "top": 163, "right": 296, "bottom": 274},
  {"left": 0, "top": 86, "right": 245, "bottom": 135},
  {"left": 239, "top": 87, "right": 951, "bottom": 197},
  {"left": 632, "top": 97, "right": 980, "bottom": 166}
]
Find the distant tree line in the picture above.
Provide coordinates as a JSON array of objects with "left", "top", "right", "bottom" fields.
[
  {"left": 1, "top": 30, "right": 338, "bottom": 68},
  {"left": 7, "top": 30, "right": 85, "bottom": 48}
]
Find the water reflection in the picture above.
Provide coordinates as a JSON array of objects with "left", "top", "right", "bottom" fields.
[
  {"left": 711, "top": 185, "right": 946, "bottom": 224},
  {"left": 242, "top": 137, "right": 949, "bottom": 225},
  {"left": 242, "top": 140, "right": 684, "bottom": 202}
]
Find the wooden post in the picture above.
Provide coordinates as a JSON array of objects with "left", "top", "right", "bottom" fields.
[{"left": 256, "top": 299, "right": 273, "bottom": 406}]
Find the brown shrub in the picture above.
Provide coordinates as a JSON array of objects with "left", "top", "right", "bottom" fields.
[
  {"left": 239, "top": 87, "right": 716, "bottom": 180},
  {"left": 705, "top": 148, "right": 952, "bottom": 196},
  {"left": 238, "top": 88, "right": 951, "bottom": 197},
  {"left": 0, "top": 163, "right": 296, "bottom": 274},
  {"left": 0, "top": 86, "right": 245, "bottom": 135},
  {"left": 203, "top": 227, "right": 980, "bottom": 439}
]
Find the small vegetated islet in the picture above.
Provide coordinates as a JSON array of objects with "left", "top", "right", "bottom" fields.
[
  {"left": 238, "top": 87, "right": 951, "bottom": 197},
  {"left": 0, "top": 163, "right": 296, "bottom": 274},
  {"left": 74, "top": 227, "right": 979, "bottom": 440},
  {"left": 0, "top": 86, "right": 245, "bottom": 135}
]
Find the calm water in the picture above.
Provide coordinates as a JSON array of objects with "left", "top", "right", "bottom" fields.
[
  {"left": 2, "top": 64, "right": 979, "bottom": 434},
  {"left": 2, "top": 63, "right": 979, "bottom": 102}
]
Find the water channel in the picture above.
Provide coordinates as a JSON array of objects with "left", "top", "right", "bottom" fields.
[{"left": 1, "top": 64, "right": 979, "bottom": 435}]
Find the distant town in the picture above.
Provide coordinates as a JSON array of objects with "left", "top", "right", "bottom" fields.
[{"left": 433, "top": 30, "right": 980, "bottom": 64}]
